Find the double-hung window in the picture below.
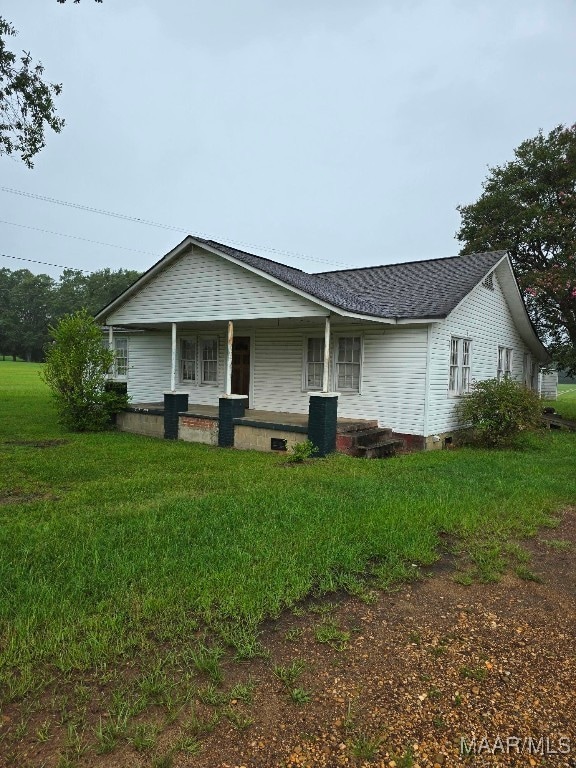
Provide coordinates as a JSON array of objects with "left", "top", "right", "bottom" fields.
[
  {"left": 449, "top": 337, "right": 471, "bottom": 395},
  {"left": 336, "top": 336, "right": 362, "bottom": 392},
  {"left": 305, "top": 337, "right": 325, "bottom": 390},
  {"left": 200, "top": 338, "right": 218, "bottom": 384},
  {"left": 113, "top": 337, "right": 128, "bottom": 379},
  {"left": 180, "top": 338, "right": 197, "bottom": 383},
  {"left": 179, "top": 337, "right": 219, "bottom": 385},
  {"left": 497, "top": 346, "right": 513, "bottom": 380}
]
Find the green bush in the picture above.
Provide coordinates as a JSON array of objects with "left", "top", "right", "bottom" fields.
[
  {"left": 456, "top": 377, "right": 542, "bottom": 447},
  {"left": 42, "top": 310, "right": 129, "bottom": 431}
]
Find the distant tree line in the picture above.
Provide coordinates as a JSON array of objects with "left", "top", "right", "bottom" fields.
[{"left": 0, "top": 266, "right": 140, "bottom": 361}]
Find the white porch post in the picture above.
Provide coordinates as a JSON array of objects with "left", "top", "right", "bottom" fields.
[
  {"left": 225, "top": 320, "right": 233, "bottom": 395},
  {"left": 170, "top": 322, "right": 177, "bottom": 391},
  {"left": 108, "top": 326, "right": 114, "bottom": 379},
  {"left": 322, "top": 315, "right": 331, "bottom": 393}
]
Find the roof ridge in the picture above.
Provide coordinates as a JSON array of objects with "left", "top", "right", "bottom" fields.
[{"left": 315, "top": 250, "right": 506, "bottom": 276}]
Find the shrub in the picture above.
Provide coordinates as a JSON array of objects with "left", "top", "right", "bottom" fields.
[
  {"left": 286, "top": 439, "right": 318, "bottom": 462},
  {"left": 42, "top": 310, "right": 128, "bottom": 431},
  {"left": 456, "top": 377, "right": 542, "bottom": 447}
]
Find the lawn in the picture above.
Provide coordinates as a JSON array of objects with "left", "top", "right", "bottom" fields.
[
  {"left": 545, "top": 382, "right": 576, "bottom": 420},
  {"left": 1, "top": 360, "right": 575, "bottom": 705}
]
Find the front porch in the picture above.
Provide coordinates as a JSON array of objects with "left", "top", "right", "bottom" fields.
[{"left": 116, "top": 400, "right": 404, "bottom": 457}]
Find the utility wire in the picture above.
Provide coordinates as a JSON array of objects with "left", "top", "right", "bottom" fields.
[
  {"left": 1, "top": 253, "right": 91, "bottom": 272},
  {"left": 0, "top": 219, "right": 159, "bottom": 257},
  {"left": 0, "top": 186, "right": 353, "bottom": 269}
]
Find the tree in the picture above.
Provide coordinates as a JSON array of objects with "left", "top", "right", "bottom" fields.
[
  {"left": 456, "top": 125, "right": 576, "bottom": 374},
  {"left": 0, "top": 17, "right": 64, "bottom": 167},
  {"left": 42, "top": 309, "right": 126, "bottom": 431}
]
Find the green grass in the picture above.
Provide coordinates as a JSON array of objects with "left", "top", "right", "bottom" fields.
[
  {"left": 1, "top": 361, "right": 576, "bottom": 702},
  {"left": 544, "top": 383, "right": 576, "bottom": 421}
]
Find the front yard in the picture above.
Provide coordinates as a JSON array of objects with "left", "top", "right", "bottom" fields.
[{"left": 1, "top": 361, "right": 575, "bottom": 767}]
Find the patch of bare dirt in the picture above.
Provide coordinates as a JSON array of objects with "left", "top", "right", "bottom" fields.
[{"left": 2, "top": 510, "right": 576, "bottom": 768}]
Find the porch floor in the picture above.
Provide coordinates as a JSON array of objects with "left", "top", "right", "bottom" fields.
[{"left": 129, "top": 402, "right": 375, "bottom": 430}]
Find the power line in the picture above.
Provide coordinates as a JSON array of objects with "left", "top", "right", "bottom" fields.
[
  {"left": 1, "top": 253, "right": 91, "bottom": 272},
  {"left": 0, "top": 186, "right": 353, "bottom": 269},
  {"left": 0, "top": 219, "right": 159, "bottom": 257}
]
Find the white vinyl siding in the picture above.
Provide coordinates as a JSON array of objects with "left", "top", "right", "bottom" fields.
[
  {"left": 105, "top": 246, "right": 327, "bottom": 325},
  {"left": 426, "top": 266, "right": 538, "bottom": 435}
]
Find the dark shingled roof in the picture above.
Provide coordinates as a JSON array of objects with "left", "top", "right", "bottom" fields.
[{"left": 196, "top": 238, "right": 506, "bottom": 320}]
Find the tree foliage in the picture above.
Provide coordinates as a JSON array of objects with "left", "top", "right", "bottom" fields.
[
  {"left": 456, "top": 377, "right": 542, "bottom": 448},
  {"left": 0, "top": 266, "right": 140, "bottom": 361},
  {"left": 42, "top": 309, "right": 126, "bottom": 432},
  {"left": 456, "top": 125, "right": 576, "bottom": 374},
  {"left": 0, "top": 17, "right": 64, "bottom": 167}
]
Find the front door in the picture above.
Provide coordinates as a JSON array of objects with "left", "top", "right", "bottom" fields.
[{"left": 231, "top": 336, "right": 250, "bottom": 398}]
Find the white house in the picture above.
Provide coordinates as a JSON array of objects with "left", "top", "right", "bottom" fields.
[{"left": 95, "top": 236, "right": 549, "bottom": 452}]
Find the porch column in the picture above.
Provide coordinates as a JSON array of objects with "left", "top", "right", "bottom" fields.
[
  {"left": 170, "top": 322, "right": 177, "bottom": 391},
  {"left": 322, "top": 315, "right": 331, "bottom": 393},
  {"left": 108, "top": 325, "right": 114, "bottom": 380},
  {"left": 308, "top": 392, "right": 338, "bottom": 458},
  {"left": 225, "top": 320, "right": 233, "bottom": 396}
]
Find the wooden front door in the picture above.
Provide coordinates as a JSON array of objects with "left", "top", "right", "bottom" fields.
[{"left": 231, "top": 336, "right": 250, "bottom": 398}]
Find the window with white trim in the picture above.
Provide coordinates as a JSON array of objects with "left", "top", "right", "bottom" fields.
[
  {"left": 448, "top": 336, "right": 471, "bottom": 395},
  {"left": 179, "top": 336, "right": 219, "bottom": 385},
  {"left": 113, "top": 337, "right": 128, "bottom": 379},
  {"left": 336, "top": 336, "right": 362, "bottom": 392},
  {"left": 497, "top": 346, "right": 513, "bottom": 380},
  {"left": 200, "top": 338, "right": 218, "bottom": 384},
  {"left": 304, "top": 337, "right": 324, "bottom": 390},
  {"left": 180, "top": 338, "right": 196, "bottom": 383}
]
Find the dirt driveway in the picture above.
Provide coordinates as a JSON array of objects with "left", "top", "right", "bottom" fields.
[{"left": 187, "top": 509, "right": 576, "bottom": 768}]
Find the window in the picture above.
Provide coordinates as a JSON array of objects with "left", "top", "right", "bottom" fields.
[
  {"left": 449, "top": 337, "right": 472, "bottom": 395},
  {"left": 180, "top": 338, "right": 196, "bottom": 382},
  {"left": 497, "top": 346, "right": 513, "bottom": 380},
  {"left": 305, "top": 337, "right": 325, "bottom": 390},
  {"left": 112, "top": 337, "right": 128, "bottom": 379},
  {"left": 179, "top": 337, "right": 218, "bottom": 385},
  {"left": 200, "top": 338, "right": 218, "bottom": 384},
  {"left": 336, "top": 336, "right": 361, "bottom": 391}
]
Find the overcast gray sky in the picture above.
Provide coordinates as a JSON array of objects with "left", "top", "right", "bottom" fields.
[{"left": 1, "top": 0, "right": 575, "bottom": 279}]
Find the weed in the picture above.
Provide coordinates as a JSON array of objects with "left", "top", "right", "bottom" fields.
[
  {"left": 181, "top": 708, "right": 219, "bottom": 738},
  {"left": 428, "top": 644, "right": 447, "bottom": 657},
  {"left": 408, "top": 631, "right": 421, "bottom": 645},
  {"left": 35, "top": 720, "right": 52, "bottom": 743},
  {"left": 453, "top": 693, "right": 463, "bottom": 706},
  {"left": 94, "top": 713, "right": 127, "bottom": 754},
  {"left": 516, "top": 566, "right": 543, "bottom": 583},
  {"left": 229, "top": 679, "right": 256, "bottom": 704},
  {"left": 289, "top": 687, "right": 312, "bottom": 704},
  {"left": 543, "top": 538, "right": 571, "bottom": 551},
  {"left": 392, "top": 745, "right": 415, "bottom": 767},
  {"left": 152, "top": 753, "right": 174, "bottom": 768},
  {"left": 174, "top": 735, "right": 201, "bottom": 754},
  {"left": 284, "top": 628, "right": 303, "bottom": 642},
  {"left": 197, "top": 684, "right": 227, "bottom": 707},
  {"left": 314, "top": 619, "right": 350, "bottom": 650},
  {"left": 459, "top": 666, "right": 488, "bottom": 682},
  {"left": 128, "top": 722, "right": 158, "bottom": 752},
  {"left": 428, "top": 687, "right": 442, "bottom": 701},
  {"left": 223, "top": 707, "right": 253, "bottom": 729},
  {"left": 349, "top": 732, "right": 383, "bottom": 760},
  {"left": 191, "top": 642, "right": 224, "bottom": 684},
  {"left": 64, "top": 723, "right": 89, "bottom": 761},
  {"left": 273, "top": 660, "right": 306, "bottom": 688},
  {"left": 454, "top": 570, "right": 474, "bottom": 586},
  {"left": 432, "top": 714, "right": 446, "bottom": 729},
  {"left": 286, "top": 439, "right": 317, "bottom": 462}
]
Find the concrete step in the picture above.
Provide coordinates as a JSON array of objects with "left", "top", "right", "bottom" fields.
[
  {"left": 337, "top": 420, "right": 379, "bottom": 434},
  {"left": 357, "top": 439, "right": 404, "bottom": 458},
  {"left": 354, "top": 428, "right": 394, "bottom": 447}
]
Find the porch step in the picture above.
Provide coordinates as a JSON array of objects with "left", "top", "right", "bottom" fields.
[
  {"left": 357, "top": 439, "right": 404, "bottom": 459},
  {"left": 352, "top": 427, "right": 394, "bottom": 447},
  {"left": 336, "top": 420, "right": 379, "bottom": 434}
]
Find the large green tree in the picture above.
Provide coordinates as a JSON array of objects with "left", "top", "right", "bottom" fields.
[
  {"left": 0, "top": 17, "right": 64, "bottom": 167},
  {"left": 456, "top": 124, "right": 576, "bottom": 374}
]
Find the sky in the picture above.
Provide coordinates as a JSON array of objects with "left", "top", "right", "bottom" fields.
[{"left": 1, "top": 0, "right": 575, "bottom": 280}]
